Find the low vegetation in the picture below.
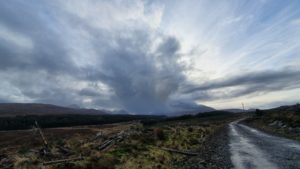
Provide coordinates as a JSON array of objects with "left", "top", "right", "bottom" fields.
[
  {"left": 0, "top": 114, "right": 164, "bottom": 130},
  {"left": 0, "top": 112, "right": 240, "bottom": 169},
  {"left": 244, "top": 104, "right": 300, "bottom": 141}
]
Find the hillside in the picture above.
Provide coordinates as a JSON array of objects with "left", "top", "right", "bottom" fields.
[
  {"left": 220, "top": 108, "right": 255, "bottom": 113},
  {"left": 244, "top": 104, "right": 300, "bottom": 141},
  {"left": 0, "top": 110, "right": 240, "bottom": 169},
  {"left": 0, "top": 103, "right": 107, "bottom": 117},
  {"left": 168, "top": 104, "right": 215, "bottom": 116}
]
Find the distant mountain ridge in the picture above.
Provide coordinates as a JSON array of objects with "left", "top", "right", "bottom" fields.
[
  {"left": 0, "top": 103, "right": 216, "bottom": 117},
  {"left": 220, "top": 108, "right": 255, "bottom": 113},
  {"left": 168, "top": 104, "right": 215, "bottom": 116},
  {"left": 271, "top": 103, "right": 300, "bottom": 111},
  {"left": 0, "top": 103, "right": 107, "bottom": 117}
]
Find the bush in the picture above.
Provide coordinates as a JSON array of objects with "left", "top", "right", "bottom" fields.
[
  {"left": 255, "top": 109, "right": 263, "bottom": 117},
  {"left": 98, "top": 156, "right": 119, "bottom": 169},
  {"left": 154, "top": 128, "right": 165, "bottom": 140},
  {"left": 187, "top": 127, "right": 193, "bottom": 132},
  {"left": 18, "top": 147, "right": 29, "bottom": 154}
]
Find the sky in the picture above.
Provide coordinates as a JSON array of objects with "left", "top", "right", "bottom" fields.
[{"left": 0, "top": 0, "right": 300, "bottom": 114}]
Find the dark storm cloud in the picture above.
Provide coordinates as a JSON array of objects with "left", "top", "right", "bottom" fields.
[
  {"left": 0, "top": 0, "right": 75, "bottom": 74},
  {"left": 83, "top": 31, "right": 185, "bottom": 113},
  {"left": 184, "top": 69, "right": 300, "bottom": 101},
  {"left": 0, "top": 0, "right": 79, "bottom": 106},
  {"left": 0, "top": 1, "right": 187, "bottom": 113},
  {"left": 169, "top": 100, "right": 214, "bottom": 112},
  {"left": 157, "top": 37, "right": 180, "bottom": 57},
  {"left": 78, "top": 88, "right": 99, "bottom": 97},
  {"left": 1, "top": 0, "right": 298, "bottom": 113},
  {"left": 2, "top": 72, "right": 79, "bottom": 107},
  {"left": 0, "top": 98, "right": 9, "bottom": 103}
]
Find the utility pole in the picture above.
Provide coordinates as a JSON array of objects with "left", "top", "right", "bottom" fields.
[{"left": 241, "top": 102, "right": 245, "bottom": 112}]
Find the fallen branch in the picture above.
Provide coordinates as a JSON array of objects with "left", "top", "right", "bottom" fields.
[
  {"left": 56, "top": 146, "right": 72, "bottom": 155},
  {"left": 160, "top": 147, "right": 199, "bottom": 156},
  {"left": 98, "top": 139, "right": 114, "bottom": 151},
  {"left": 29, "top": 149, "right": 39, "bottom": 153},
  {"left": 35, "top": 121, "right": 48, "bottom": 148},
  {"left": 1, "top": 163, "right": 13, "bottom": 169},
  {"left": 42, "top": 156, "right": 83, "bottom": 166}
]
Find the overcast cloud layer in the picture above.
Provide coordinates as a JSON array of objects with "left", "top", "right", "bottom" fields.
[{"left": 0, "top": 0, "right": 300, "bottom": 114}]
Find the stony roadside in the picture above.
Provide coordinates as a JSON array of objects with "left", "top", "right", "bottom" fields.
[{"left": 174, "top": 125, "right": 233, "bottom": 169}]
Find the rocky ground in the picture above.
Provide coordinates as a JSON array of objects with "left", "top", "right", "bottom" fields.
[{"left": 175, "top": 125, "right": 233, "bottom": 169}]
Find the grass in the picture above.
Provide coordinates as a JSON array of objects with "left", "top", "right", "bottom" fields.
[
  {"left": 244, "top": 105, "right": 300, "bottom": 141},
  {"left": 0, "top": 115, "right": 239, "bottom": 169},
  {"left": 112, "top": 118, "right": 235, "bottom": 169}
]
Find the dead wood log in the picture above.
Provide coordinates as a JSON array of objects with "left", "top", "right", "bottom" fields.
[
  {"left": 29, "top": 149, "right": 39, "bottom": 153},
  {"left": 42, "top": 156, "right": 83, "bottom": 166},
  {"left": 91, "top": 131, "right": 103, "bottom": 141},
  {"left": 1, "top": 163, "right": 13, "bottom": 169},
  {"left": 56, "top": 146, "right": 72, "bottom": 155},
  {"left": 35, "top": 121, "right": 48, "bottom": 148},
  {"left": 160, "top": 147, "right": 199, "bottom": 156},
  {"left": 98, "top": 139, "right": 114, "bottom": 151}
]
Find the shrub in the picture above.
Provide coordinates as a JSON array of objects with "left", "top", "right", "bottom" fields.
[
  {"left": 98, "top": 156, "right": 119, "bottom": 169},
  {"left": 255, "top": 109, "right": 263, "bottom": 117},
  {"left": 187, "top": 127, "right": 193, "bottom": 132},
  {"left": 154, "top": 128, "right": 165, "bottom": 140}
]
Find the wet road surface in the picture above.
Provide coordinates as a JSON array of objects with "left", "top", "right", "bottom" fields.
[{"left": 229, "top": 121, "right": 300, "bottom": 169}]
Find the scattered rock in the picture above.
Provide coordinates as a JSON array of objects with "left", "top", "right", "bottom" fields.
[{"left": 269, "top": 120, "right": 288, "bottom": 129}]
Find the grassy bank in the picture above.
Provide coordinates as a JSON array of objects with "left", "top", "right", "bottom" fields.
[
  {"left": 0, "top": 112, "right": 240, "bottom": 169},
  {"left": 244, "top": 104, "right": 300, "bottom": 141}
]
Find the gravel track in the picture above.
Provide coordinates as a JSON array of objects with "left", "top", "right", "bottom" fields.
[
  {"left": 175, "top": 125, "right": 233, "bottom": 169},
  {"left": 229, "top": 121, "right": 300, "bottom": 169}
]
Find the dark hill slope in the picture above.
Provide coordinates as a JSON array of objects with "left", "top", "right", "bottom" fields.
[{"left": 0, "top": 103, "right": 107, "bottom": 117}]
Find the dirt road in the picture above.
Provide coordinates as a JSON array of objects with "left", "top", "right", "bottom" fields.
[{"left": 229, "top": 121, "right": 300, "bottom": 169}]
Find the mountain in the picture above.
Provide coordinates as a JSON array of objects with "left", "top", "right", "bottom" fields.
[
  {"left": 67, "top": 104, "right": 81, "bottom": 109},
  {"left": 168, "top": 104, "right": 215, "bottom": 116},
  {"left": 195, "top": 110, "right": 235, "bottom": 118},
  {"left": 110, "top": 109, "right": 131, "bottom": 115},
  {"left": 271, "top": 103, "right": 300, "bottom": 112},
  {"left": 220, "top": 108, "right": 255, "bottom": 113},
  {"left": 0, "top": 103, "right": 107, "bottom": 117}
]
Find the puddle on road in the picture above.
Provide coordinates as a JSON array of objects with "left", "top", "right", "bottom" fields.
[{"left": 229, "top": 122, "right": 278, "bottom": 169}]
